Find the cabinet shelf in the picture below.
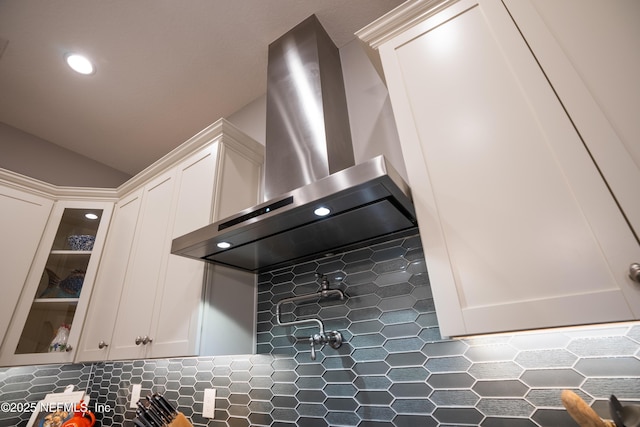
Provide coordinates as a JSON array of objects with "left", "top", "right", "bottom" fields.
[
  {"left": 33, "top": 298, "right": 80, "bottom": 305},
  {"left": 50, "top": 250, "right": 92, "bottom": 256}
]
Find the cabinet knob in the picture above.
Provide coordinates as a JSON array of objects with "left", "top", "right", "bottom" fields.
[
  {"left": 135, "top": 336, "right": 153, "bottom": 345},
  {"left": 630, "top": 263, "right": 640, "bottom": 283},
  {"left": 98, "top": 341, "right": 109, "bottom": 349}
]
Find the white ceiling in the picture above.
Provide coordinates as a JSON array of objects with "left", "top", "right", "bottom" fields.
[{"left": 0, "top": 0, "right": 403, "bottom": 177}]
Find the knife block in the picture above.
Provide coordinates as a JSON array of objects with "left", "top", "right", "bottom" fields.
[{"left": 168, "top": 412, "right": 193, "bottom": 427}]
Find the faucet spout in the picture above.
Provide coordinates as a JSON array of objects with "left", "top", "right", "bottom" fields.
[{"left": 275, "top": 274, "right": 347, "bottom": 360}]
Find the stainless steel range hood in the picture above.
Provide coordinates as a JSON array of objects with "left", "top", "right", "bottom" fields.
[
  {"left": 171, "top": 15, "right": 416, "bottom": 273},
  {"left": 172, "top": 155, "right": 415, "bottom": 272}
]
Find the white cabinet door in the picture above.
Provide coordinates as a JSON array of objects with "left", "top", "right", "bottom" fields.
[
  {"left": 377, "top": 0, "right": 640, "bottom": 336},
  {"left": 75, "top": 189, "right": 143, "bottom": 362},
  {"left": 148, "top": 146, "right": 218, "bottom": 358},
  {"left": 0, "top": 185, "right": 53, "bottom": 347},
  {"left": 108, "top": 171, "right": 177, "bottom": 360},
  {"left": 503, "top": 0, "right": 640, "bottom": 236},
  {"left": 1, "top": 200, "right": 113, "bottom": 366}
]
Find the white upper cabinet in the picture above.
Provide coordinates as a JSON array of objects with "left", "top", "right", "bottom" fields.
[
  {"left": 0, "top": 184, "right": 53, "bottom": 347},
  {"left": 358, "top": 0, "right": 640, "bottom": 337},
  {"left": 77, "top": 119, "right": 264, "bottom": 362},
  {"left": 75, "top": 189, "right": 143, "bottom": 362},
  {"left": 107, "top": 169, "right": 178, "bottom": 360}
]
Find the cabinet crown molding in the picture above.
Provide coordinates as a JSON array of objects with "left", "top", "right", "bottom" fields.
[
  {"left": 356, "top": 0, "right": 459, "bottom": 50},
  {"left": 117, "top": 118, "right": 263, "bottom": 198},
  {"left": 0, "top": 118, "right": 264, "bottom": 202}
]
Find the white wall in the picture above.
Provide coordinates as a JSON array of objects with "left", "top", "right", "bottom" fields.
[
  {"left": 340, "top": 39, "right": 407, "bottom": 181},
  {"left": 0, "top": 122, "right": 131, "bottom": 187}
]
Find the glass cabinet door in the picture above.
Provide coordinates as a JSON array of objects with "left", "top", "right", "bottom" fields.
[
  {"left": 0, "top": 200, "right": 113, "bottom": 366},
  {"left": 16, "top": 208, "right": 103, "bottom": 354}
]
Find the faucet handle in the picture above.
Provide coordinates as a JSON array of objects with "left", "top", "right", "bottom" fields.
[{"left": 309, "top": 335, "right": 318, "bottom": 360}]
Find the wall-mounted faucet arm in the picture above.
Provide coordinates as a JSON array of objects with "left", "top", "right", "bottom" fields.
[{"left": 275, "top": 274, "right": 346, "bottom": 360}]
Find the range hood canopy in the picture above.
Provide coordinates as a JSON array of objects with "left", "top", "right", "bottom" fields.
[
  {"left": 171, "top": 15, "right": 417, "bottom": 273},
  {"left": 171, "top": 156, "right": 416, "bottom": 273}
]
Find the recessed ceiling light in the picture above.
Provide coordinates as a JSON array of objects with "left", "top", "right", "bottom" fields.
[
  {"left": 314, "top": 207, "right": 331, "bottom": 217},
  {"left": 65, "top": 53, "right": 95, "bottom": 75},
  {"left": 85, "top": 213, "right": 99, "bottom": 220},
  {"left": 217, "top": 242, "right": 232, "bottom": 249}
]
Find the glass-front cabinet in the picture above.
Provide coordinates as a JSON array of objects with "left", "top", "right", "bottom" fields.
[{"left": 0, "top": 200, "right": 113, "bottom": 366}]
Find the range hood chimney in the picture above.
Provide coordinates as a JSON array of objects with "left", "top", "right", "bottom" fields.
[
  {"left": 171, "top": 15, "right": 416, "bottom": 273},
  {"left": 264, "top": 15, "right": 355, "bottom": 199}
]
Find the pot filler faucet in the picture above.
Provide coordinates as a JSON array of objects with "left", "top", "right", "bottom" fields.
[{"left": 276, "top": 274, "right": 346, "bottom": 360}]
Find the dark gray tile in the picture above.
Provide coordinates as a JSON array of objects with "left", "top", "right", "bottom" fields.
[
  {"left": 295, "top": 389, "right": 326, "bottom": 403},
  {"left": 347, "top": 307, "right": 382, "bottom": 322},
  {"left": 380, "top": 323, "right": 420, "bottom": 339},
  {"left": 574, "top": 357, "right": 640, "bottom": 376},
  {"left": 348, "top": 333, "right": 386, "bottom": 348},
  {"left": 353, "top": 375, "right": 391, "bottom": 391},
  {"left": 433, "top": 407, "right": 484, "bottom": 425},
  {"left": 581, "top": 377, "right": 640, "bottom": 399},
  {"left": 468, "top": 361, "right": 523, "bottom": 380},
  {"left": 389, "top": 383, "right": 432, "bottom": 399},
  {"left": 375, "top": 282, "right": 413, "bottom": 298},
  {"left": 352, "top": 361, "right": 390, "bottom": 376},
  {"left": 568, "top": 336, "right": 639, "bottom": 357},
  {"left": 377, "top": 296, "right": 417, "bottom": 312},
  {"left": 473, "top": 380, "right": 528, "bottom": 397},
  {"left": 385, "top": 352, "right": 427, "bottom": 367},
  {"left": 532, "top": 408, "right": 580, "bottom": 427},
  {"left": 424, "top": 356, "right": 471, "bottom": 372},
  {"left": 386, "top": 367, "right": 429, "bottom": 382},
  {"left": 294, "top": 376, "right": 325, "bottom": 390},
  {"left": 384, "top": 337, "right": 425, "bottom": 353},
  {"left": 324, "top": 397, "right": 358, "bottom": 411},
  {"left": 482, "top": 417, "right": 539, "bottom": 427},
  {"left": 519, "top": 369, "right": 584, "bottom": 388},
  {"left": 476, "top": 398, "right": 535, "bottom": 417},
  {"left": 465, "top": 344, "right": 518, "bottom": 362},
  {"left": 423, "top": 340, "right": 468, "bottom": 357},
  {"left": 296, "top": 403, "right": 327, "bottom": 417},
  {"left": 430, "top": 390, "right": 479, "bottom": 406},
  {"left": 322, "top": 369, "right": 356, "bottom": 384},
  {"left": 346, "top": 294, "right": 381, "bottom": 310},
  {"left": 391, "top": 398, "right": 435, "bottom": 414},
  {"left": 322, "top": 384, "right": 357, "bottom": 397},
  {"left": 428, "top": 372, "right": 475, "bottom": 389},
  {"left": 515, "top": 349, "right": 577, "bottom": 368},
  {"left": 349, "top": 320, "right": 384, "bottom": 334},
  {"left": 356, "top": 405, "right": 396, "bottom": 422},
  {"left": 325, "top": 410, "right": 361, "bottom": 426},
  {"left": 351, "top": 347, "right": 389, "bottom": 363}
]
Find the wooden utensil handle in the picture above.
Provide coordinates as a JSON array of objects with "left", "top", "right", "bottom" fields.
[{"left": 561, "top": 390, "right": 608, "bottom": 427}]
